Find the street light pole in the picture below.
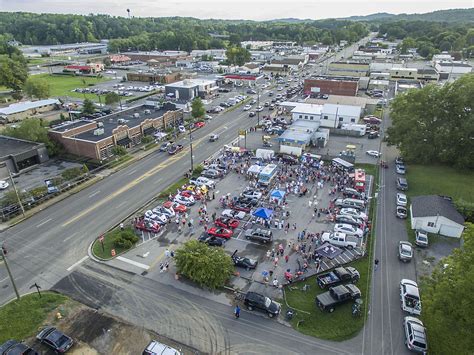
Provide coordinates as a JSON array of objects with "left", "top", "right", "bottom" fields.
[
  {"left": 257, "top": 88, "right": 260, "bottom": 126},
  {"left": 188, "top": 121, "right": 194, "bottom": 173}
]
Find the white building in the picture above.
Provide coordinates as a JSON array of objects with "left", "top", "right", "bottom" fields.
[
  {"left": 432, "top": 53, "right": 453, "bottom": 65},
  {"left": 321, "top": 104, "right": 362, "bottom": 128},
  {"left": 241, "top": 41, "right": 273, "bottom": 50},
  {"left": 434, "top": 62, "right": 472, "bottom": 80},
  {"left": 410, "top": 195, "right": 465, "bottom": 238}
]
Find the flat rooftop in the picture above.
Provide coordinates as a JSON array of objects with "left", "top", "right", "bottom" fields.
[
  {"left": 52, "top": 104, "right": 178, "bottom": 143},
  {"left": 0, "top": 135, "right": 42, "bottom": 157}
]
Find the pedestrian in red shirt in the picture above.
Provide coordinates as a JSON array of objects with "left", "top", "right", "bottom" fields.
[{"left": 285, "top": 255, "right": 289, "bottom": 263}]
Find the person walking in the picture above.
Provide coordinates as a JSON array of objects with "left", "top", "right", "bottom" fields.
[
  {"left": 374, "top": 258, "right": 379, "bottom": 270},
  {"left": 285, "top": 255, "right": 289, "bottom": 263},
  {"left": 234, "top": 305, "right": 241, "bottom": 319}
]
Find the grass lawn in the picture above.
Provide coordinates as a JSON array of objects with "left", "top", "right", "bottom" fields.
[
  {"left": 92, "top": 226, "right": 137, "bottom": 260},
  {"left": 284, "top": 256, "right": 372, "bottom": 341},
  {"left": 28, "top": 73, "right": 110, "bottom": 101},
  {"left": 0, "top": 292, "right": 67, "bottom": 343},
  {"left": 405, "top": 165, "right": 474, "bottom": 203}
]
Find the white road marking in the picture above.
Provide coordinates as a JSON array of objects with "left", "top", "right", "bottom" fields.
[
  {"left": 115, "top": 201, "right": 128, "bottom": 209},
  {"left": 0, "top": 276, "right": 9, "bottom": 283},
  {"left": 116, "top": 256, "right": 150, "bottom": 270},
  {"left": 127, "top": 169, "right": 137, "bottom": 176},
  {"left": 66, "top": 256, "right": 89, "bottom": 271},
  {"left": 89, "top": 190, "right": 101, "bottom": 198},
  {"left": 36, "top": 218, "right": 52, "bottom": 227},
  {"left": 63, "top": 232, "right": 78, "bottom": 243}
]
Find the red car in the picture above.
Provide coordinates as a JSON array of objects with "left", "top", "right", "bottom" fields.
[
  {"left": 194, "top": 121, "right": 205, "bottom": 128},
  {"left": 229, "top": 202, "right": 252, "bottom": 213},
  {"left": 180, "top": 190, "right": 202, "bottom": 200},
  {"left": 163, "top": 200, "right": 187, "bottom": 214},
  {"left": 135, "top": 219, "right": 160, "bottom": 233},
  {"left": 215, "top": 217, "right": 240, "bottom": 229},
  {"left": 207, "top": 227, "right": 233, "bottom": 239}
]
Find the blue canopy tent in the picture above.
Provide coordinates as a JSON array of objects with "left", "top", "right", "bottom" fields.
[
  {"left": 270, "top": 190, "right": 286, "bottom": 200},
  {"left": 253, "top": 207, "right": 274, "bottom": 220}
]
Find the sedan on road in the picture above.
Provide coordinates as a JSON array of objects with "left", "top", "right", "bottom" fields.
[
  {"left": 168, "top": 144, "right": 184, "bottom": 155},
  {"left": 159, "top": 142, "right": 172, "bottom": 152},
  {"left": 249, "top": 111, "right": 256, "bottom": 117},
  {"left": 207, "top": 227, "right": 233, "bottom": 239},
  {"left": 222, "top": 209, "right": 246, "bottom": 220},
  {"left": 198, "top": 234, "right": 226, "bottom": 247},
  {"left": 243, "top": 104, "right": 252, "bottom": 111},
  {"left": 366, "top": 150, "right": 382, "bottom": 158},
  {"left": 334, "top": 223, "right": 364, "bottom": 238},
  {"left": 398, "top": 241, "right": 413, "bottom": 262},
  {"left": 403, "top": 317, "right": 428, "bottom": 353},
  {"left": 36, "top": 326, "right": 74, "bottom": 353},
  {"left": 194, "top": 121, "right": 205, "bottom": 129},
  {"left": 215, "top": 217, "right": 240, "bottom": 229}
]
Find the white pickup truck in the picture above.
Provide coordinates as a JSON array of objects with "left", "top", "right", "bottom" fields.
[
  {"left": 400, "top": 279, "right": 422, "bottom": 315},
  {"left": 321, "top": 232, "right": 358, "bottom": 250}
]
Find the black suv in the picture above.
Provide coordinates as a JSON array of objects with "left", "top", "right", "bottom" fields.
[
  {"left": 244, "top": 228, "right": 273, "bottom": 243},
  {"left": 244, "top": 292, "right": 281, "bottom": 317}
]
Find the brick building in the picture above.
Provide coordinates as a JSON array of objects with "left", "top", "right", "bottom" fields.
[
  {"left": 126, "top": 71, "right": 181, "bottom": 84},
  {"left": 49, "top": 103, "right": 182, "bottom": 161},
  {"left": 304, "top": 78, "right": 359, "bottom": 96}
]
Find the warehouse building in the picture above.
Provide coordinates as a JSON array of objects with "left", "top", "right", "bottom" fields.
[
  {"left": 0, "top": 135, "right": 49, "bottom": 174},
  {"left": 304, "top": 78, "right": 359, "bottom": 96},
  {"left": 0, "top": 99, "right": 61, "bottom": 123}
]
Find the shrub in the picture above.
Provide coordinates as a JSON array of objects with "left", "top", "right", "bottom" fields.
[
  {"left": 141, "top": 135, "right": 154, "bottom": 144},
  {"left": 29, "top": 186, "right": 48, "bottom": 199},
  {"left": 112, "top": 146, "right": 128, "bottom": 156},
  {"left": 61, "top": 167, "right": 83, "bottom": 181},
  {"left": 114, "top": 237, "right": 132, "bottom": 249}
]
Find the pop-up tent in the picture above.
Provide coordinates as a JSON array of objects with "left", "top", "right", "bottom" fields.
[
  {"left": 253, "top": 207, "right": 274, "bottom": 220},
  {"left": 270, "top": 190, "right": 286, "bottom": 200}
]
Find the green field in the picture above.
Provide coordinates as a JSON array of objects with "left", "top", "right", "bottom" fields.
[
  {"left": 405, "top": 165, "right": 474, "bottom": 202},
  {"left": 28, "top": 73, "right": 111, "bottom": 101},
  {"left": 0, "top": 292, "right": 67, "bottom": 343}
]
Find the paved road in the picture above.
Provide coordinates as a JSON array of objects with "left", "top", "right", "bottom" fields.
[
  {"left": 0, "top": 35, "right": 377, "bottom": 354},
  {"left": 360, "top": 85, "right": 416, "bottom": 355}
]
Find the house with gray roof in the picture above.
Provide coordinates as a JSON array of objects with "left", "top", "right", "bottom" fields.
[{"left": 410, "top": 195, "right": 465, "bottom": 238}]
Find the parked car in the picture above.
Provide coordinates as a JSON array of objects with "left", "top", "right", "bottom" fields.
[
  {"left": 396, "top": 193, "right": 408, "bottom": 207},
  {"left": 366, "top": 150, "right": 382, "bottom": 157},
  {"left": 229, "top": 202, "right": 253, "bottom": 213},
  {"left": 244, "top": 291, "right": 281, "bottom": 318},
  {"left": 194, "top": 121, "right": 205, "bottom": 129},
  {"left": 316, "top": 266, "right": 360, "bottom": 289},
  {"left": 36, "top": 327, "right": 74, "bottom": 353},
  {"left": 189, "top": 176, "right": 216, "bottom": 189},
  {"left": 135, "top": 219, "right": 160, "bottom": 233},
  {"left": 244, "top": 228, "right": 273, "bottom": 243},
  {"left": 232, "top": 255, "right": 258, "bottom": 270},
  {"left": 403, "top": 317, "right": 427, "bottom": 353},
  {"left": 335, "top": 215, "right": 364, "bottom": 228},
  {"left": 398, "top": 241, "right": 413, "bottom": 262},
  {"left": 0, "top": 180, "right": 8, "bottom": 190},
  {"left": 342, "top": 188, "right": 363, "bottom": 199},
  {"left": 334, "top": 223, "right": 363, "bottom": 238},
  {"left": 395, "top": 156, "right": 404, "bottom": 165},
  {"left": 400, "top": 279, "right": 422, "bottom": 315},
  {"left": 168, "top": 144, "right": 184, "bottom": 155},
  {"left": 0, "top": 340, "right": 38, "bottom": 355},
  {"left": 163, "top": 200, "right": 186, "bottom": 214},
  {"left": 207, "top": 227, "right": 233, "bottom": 239},
  {"left": 316, "top": 284, "right": 361, "bottom": 313},
  {"left": 397, "top": 177, "right": 408, "bottom": 191},
  {"left": 396, "top": 205, "right": 408, "bottom": 219},
  {"left": 415, "top": 230, "right": 429, "bottom": 247},
  {"left": 143, "top": 340, "right": 182, "bottom": 355},
  {"left": 339, "top": 208, "right": 368, "bottom": 220},
  {"left": 215, "top": 217, "right": 240, "bottom": 229},
  {"left": 198, "top": 234, "right": 226, "bottom": 247},
  {"left": 201, "top": 169, "right": 221, "bottom": 179},
  {"left": 396, "top": 164, "right": 406, "bottom": 175},
  {"left": 241, "top": 189, "right": 263, "bottom": 199},
  {"left": 222, "top": 209, "right": 246, "bottom": 220},
  {"left": 152, "top": 205, "right": 175, "bottom": 218},
  {"left": 173, "top": 194, "right": 195, "bottom": 206},
  {"left": 321, "top": 232, "right": 358, "bottom": 249}
]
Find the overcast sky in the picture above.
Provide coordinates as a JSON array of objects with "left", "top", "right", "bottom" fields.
[{"left": 2, "top": 0, "right": 472, "bottom": 20}]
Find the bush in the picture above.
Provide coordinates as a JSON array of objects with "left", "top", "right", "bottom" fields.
[
  {"left": 112, "top": 146, "right": 128, "bottom": 156},
  {"left": 114, "top": 237, "right": 132, "bottom": 249},
  {"left": 29, "top": 186, "right": 47, "bottom": 199},
  {"left": 113, "top": 229, "right": 139, "bottom": 249},
  {"left": 141, "top": 135, "right": 154, "bottom": 144},
  {"left": 455, "top": 199, "right": 474, "bottom": 223},
  {"left": 61, "top": 167, "right": 83, "bottom": 181},
  {"left": 193, "top": 164, "right": 204, "bottom": 176}
]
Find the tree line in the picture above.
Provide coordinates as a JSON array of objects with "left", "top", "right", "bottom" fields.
[
  {"left": 0, "top": 12, "right": 368, "bottom": 51},
  {"left": 386, "top": 73, "right": 474, "bottom": 169},
  {"left": 378, "top": 20, "right": 474, "bottom": 58}
]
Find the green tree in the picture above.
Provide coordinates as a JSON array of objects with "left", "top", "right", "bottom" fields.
[
  {"left": 23, "top": 77, "right": 50, "bottom": 99},
  {"left": 174, "top": 240, "right": 234, "bottom": 289},
  {"left": 225, "top": 46, "right": 251, "bottom": 66},
  {"left": 386, "top": 74, "right": 474, "bottom": 168},
  {"left": 421, "top": 222, "right": 474, "bottom": 354},
  {"left": 0, "top": 56, "right": 28, "bottom": 92},
  {"left": 2, "top": 118, "right": 62, "bottom": 156},
  {"left": 104, "top": 92, "right": 120, "bottom": 107},
  {"left": 191, "top": 97, "right": 205, "bottom": 120},
  {"left": 81, "top": 99, "right": 96, "bottom": 115},
  {"left": 102, "top": 57, "right": 112, "bottom": 67}
]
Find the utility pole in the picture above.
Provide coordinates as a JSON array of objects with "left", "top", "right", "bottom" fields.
[
  {"left": 257, "top": 87, "right": 260, "bottom": 126},
  {"left": 188, "top": 121, "right": 194, "bottom": 173},
  {"left": 1, "top": 246, "right": 20, "bottom": 301}
]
